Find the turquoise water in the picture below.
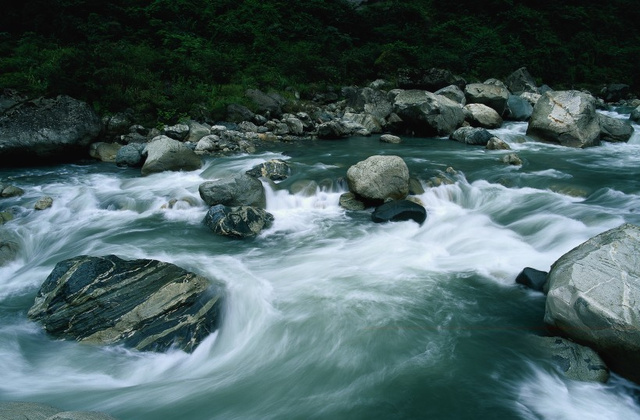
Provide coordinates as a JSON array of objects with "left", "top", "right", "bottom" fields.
[{"left": 1, "top": 115, "right": 640, "bottom": 419}]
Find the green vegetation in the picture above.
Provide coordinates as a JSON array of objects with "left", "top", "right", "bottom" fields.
[{"left": 1, "top": 0, "right": 639, "bottom": 124}]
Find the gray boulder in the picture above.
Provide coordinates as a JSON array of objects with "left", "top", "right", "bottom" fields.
[
  {"left": 544, "top": 223, "right": 640, "bottom": 383},
  {"left": 380, "top": 134, "right": 402, "bottom": 144},
  {"left": 600, "top": 83, "right": 630, "bottom": 103},
  {"left": 505, "top": 67, "right": 539, "bottom": 94},
  {"left": 530, "top": 336, "right": 609, "bottom": 383},
  {"left": 317, "top": 120, "right": 351, "bottom": 139},
  {"left": 598, "top": 114, "right": 634, "bottom": 143},
  {"left": 392, "top": 90, "right": 465, "bottom": 136},
  {"left": 199, "top": 173, "right": 266, "bottom": 208},
  {"left": 435, "top": 85, "right": 466, "bottom": 105},
  {"left": 115, "top": 143, "right": 145, "bottom": 168},
  {"left": 506, "top": 94, "right": 534, "bottom": 121},
  {"left": 346, "top": 155, "right": 409, "bottom": 203},
  {"left": 226, "top": 103, "right": 255, "bottom": 123},
  {"left": 89, "top": 142, "right": 122, "bottom": 163},
  {"left": 344, "top": 87, "right": 393, "bottom": 120},
  {"left": 464, "top": 83, "right": 510, "bottom": 115},
  {"left": 339, "top": 192, "right": 366, "bottom": 210},
  {"left": 162, "top": 123, "right": 190, "bottom": 141},
  {"left": 203, "top": 204, "right": 274, "bottom": 238},
  {"left": 102, "top": 112, "right": 132, "bottom": 140},
  {"left": 526, "top": 90, "right": 601, "bottom": 148},
  {"left": 1, "top": 184, "right": 24, "bottom": 197},
  {"left": 371, "top": 200, "right": 427, "bottom": 224},
  {"left": 501, "top": 153, "right": 522, "bottom": 165},
  {"left": 486, "top": 137, "right": 511, "bottom": 150},
  {"left": 464, "top": 103, "right": 503, "bottom": 128},
  {"left": 630, "top": 106, "right": 640, "bottom": 123},
  {"left": 186, "top": 121, "right": 211, "bottom": 143},
  {"left": 0, "top": 95, "right": 102, "bottom": 165},
  {"left": 28, "top": 255, "right": 224, "bottom": 353},
  {"left": 246, "top": 159, "right": 291, "bottom": 181},
  {"left": 450, "top": 127, "right": 493, "bottom": 146},
  {"left": 141, "top": 136, "right": 202, "bottom": 176},
  {"left": 342, "top": 113, "right": 382, "bottom": 134}
]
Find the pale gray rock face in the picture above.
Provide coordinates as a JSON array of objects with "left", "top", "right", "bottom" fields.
[
  {"left": 544, "top": 223, "right": 640, "bottom": 382},
  {"left": 464, "top": 103, "right": 503, "bottom": 128},
  {"left": 28, "top": 255, "right": 224, "bottom": 353},
  {"left": 526, "top": 90, "right": 601, "bottom": 148},
  {"left": 530, "top": 336, "right": 609, "bottom": 383},
  {"left": 141, "top": 136, "right": 202, "bottom": 175},
  {"left": 89, "top": 142, "right": 122, "bottom": 163},
  {"left": 380, "top": 134, "right": 402, "bottom": 144},
  {"left": 392, "top": 90, "right": 465, "bottom": 136},
  {"left": 199, "top": 173, "right": 266, "bottom": 208},
  {"left": 203, "top": 204, "right": 274, "bottom": 238},
  {"left": 464, "top": 83, "right": 510, "bottom": 115},
  {"left": 0, "top": 95, "right": 102, "bottom": 165},
  {"left": 346, "top": 155, "right": 409, "bottom": 202}
]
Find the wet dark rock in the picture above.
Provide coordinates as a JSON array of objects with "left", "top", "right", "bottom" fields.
[
  {"left": 1, "top": 184, "right": 25, "bottom": 198},
  {"left": 392, "top": 90, "right": 465, "bottom": 137},
  {"left": 115, "top": 143, "right": 145, "bottom": 167},
  {"left": 199, "top": 173, "right": 266, "bottom": 208},
  {"left": 598, "top": 114, "right": 634, "bottom": 143},
  {"left": 203, "top": 204, "right": 274, "bottom": 238},
  {"left": 450, "top": 127, "right": 493, "bottom": 146},
  {"left": 246, "top": 159, "right": 291, "bottom": 181},
  {"left": 506, "top": 94, "right": 534, "bottom": 121},
  {"left": 28, "top": 255, "right": 224, "bottom": 353},
  {"left": 515, "top": 267, "right": 548, "bottom": 291},
  {"left": 371, "top": 200, "right": 427, "bottom": 224},
  {"left": 464, "top": 83, "right": 510, "bottom": 115}
]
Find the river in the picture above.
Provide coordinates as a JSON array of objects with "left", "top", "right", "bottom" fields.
[{"left": 1, "top": 112, "right": 640, "bottom": 419}]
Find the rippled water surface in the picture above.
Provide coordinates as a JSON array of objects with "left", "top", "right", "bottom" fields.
[{"left": 1, "top": 114, "right": 640, "bottom": 419}]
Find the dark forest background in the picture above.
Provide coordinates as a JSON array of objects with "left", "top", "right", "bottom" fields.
[{"left": 1, "top": 0, "right": 638, "bottom": 124}]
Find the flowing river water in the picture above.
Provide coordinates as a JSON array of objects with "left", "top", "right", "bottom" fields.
[{"left": 1, "top": 111, "right": 640, "bottom": 419}]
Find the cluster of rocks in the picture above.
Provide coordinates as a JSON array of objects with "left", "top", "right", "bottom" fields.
[{"left": 515, "top": 223, "right": 640, "bottom": 384}]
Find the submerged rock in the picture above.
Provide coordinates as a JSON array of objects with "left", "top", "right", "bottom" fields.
[
  {"left": 28, "top": 255, "right": 224, "bottom": 353},
  {"left": 203, "top": 204, "right": 274, "bottom": 238},
  {"left": 515, "top": 267, "right": 548, "bottom": 292},
  {"left": 371, "top": 200, "right": 427, "bottom": 224},
  {"left": 544, "top": 223, "right": 640, "bottom": 383},
  {"left": 530, "top": 336, "right": 609, "bottom": 383}
]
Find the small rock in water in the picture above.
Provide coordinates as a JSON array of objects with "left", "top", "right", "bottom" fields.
[
  {"left": 371, "top": 200, "right": 427, "bottom": 224},
  {"left": 34, "top": 196, "right": 53, "bottom": 210},
  {"left": 501, "top": 153, "right": 522, "bottom": 165},
  {"left": 339, "top": 192, "right": 366, "bottom": 210},
  {"left": 1, "top": 185, "right": 24, "bottom": 198},
  {"left": 515, "top": 267, "right": 548, "bottom": 292},
  {"left": 203, "top": 204, "right": 274, "bottom": 238},
  {"left": 246, "top": 159, "right": 291, "bottom": 181},
  {"left": 380, "top": 134, "right": 402, "bottom": 144}
]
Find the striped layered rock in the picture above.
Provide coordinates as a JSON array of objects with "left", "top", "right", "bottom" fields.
[
  {"left": 28, "top": 255, "right": 224, "bottom": 353},
  {"left": 203, "top": 204, "right": 274, "bottom": 238}
]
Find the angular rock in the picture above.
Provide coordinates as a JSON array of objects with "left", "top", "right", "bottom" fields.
[
  {"left": 102, "top": 112, "right": 133, "bottom": 141},
  {"left": 515, "top": 267, "right": 548, "bottom": 291},
  {"left": 246, "top": 159, "right": 291, "bottom": 181},
  {"left": 186, "top": 121, "right": 211, "bottom": 143},
  {"left": 392, "top": 90, "right": 465, "bottom": 136},
  {"left": 141, "top": 136, "right": 202, "bottom": 176},
  {"left": 450, "top": 127, "right": 493, "bottom": 146},
  {"left": 226, "top": 103, "right": 255, "bottom": 123},
  {"left": 162, "top": 123, "right": 190, "bottom": 141},
  {"left": 203, "top": 204, "right": 274, "bottom": 238},
  {"left": 544, "top": 223, "right": 640, "bottom": 383},
  {"left": 501, "top": 153, "right": 522, "bottom": 165},
  {"left": 530, "top": 336, "right": 609, "bottom": 383},
  {"left": 527, "top": 90, "right": 601, "bottom": 148},
  {"left": 464, "top": 103, "right": 503, "bottom": 128},
  {"left": 346, "top": 155, "right": 410, "bottom": 203},
  {"left": 28, "top": 255, "right": 224, "bottom": 353},
  {"left": 115, "top": 143, "right": 145, "bottom": 168},
  {"left": 1, "top": 185, "right": 24, "bottom": 197},
  {"left": 486, "top": 137, "right": 511, "bottom": 150},
  {"left": 89, "top": 142, "right": 122, "bottom": 163},
  {"left": 371, "top": 200, "right": 427, "bottom": 224},
  {"left": 283, "top": 116, "right": 305, "bottom": 135},
  {"left": 506, "top": 94, "right": 534, "bottom": 121},
  {"left": 464, "top": 83, "right": 510, "bottom": 115},
  {"left": 199, "top": 173, "right": 266, "bottom": 208},
  {"left": 344, "top": 87, "right": 393, "bottom": 120},
  {"left": 505, "top": 67, "right": 539, "bottom": 95},
  {"left": 435, "top": 85, "right": 466, "bottom": 105},
  {"left": 342, "top": 113, "right": 382, "bottom": 134},
  {"left": 339, "top": 192, "right": 366, "bottom": 210},
  {"left": 598, "top": 114, "right": 634, "bottom": 143},
  {"left": 317, "top": 120, "right": 350, "bottom": 139},
  {"left": 380, "top": 134, "right": 402, "bottom": 144},
  {"left": 630, "top": 106, "right": 640, "bottom": 123},
  {"left": 408, "top": 177, "right": 425, "bottom": 195},
  {"left": 34, "top": 196, "right": 53, "bottom": 210},
  {"left": 0, "top": 95, "right": 102, "bottom": 165}
]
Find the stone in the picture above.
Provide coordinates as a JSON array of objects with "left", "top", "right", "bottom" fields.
[
  {"left": 526, "top": 90, "right": 601, "bottom": 148},
  {"left": 0, "top": 234, "right": 19, "bottom": 265},
  {"left": 339, "top": 192, "right": 366, "bottom": 210},
  {"left": 199, "top": 173, "right": 266, "bottom": 208},
  {"left": 544, "top": 223, "right": 640, "bottom": 383},
  {"left": 392, "top": 90, "right": 465, "bottom": 136},
  {"left": 102, "top": 112, "right": 132, "bottom": 140},
  {"left": 0, "top": 95, "right": 102, "bottom": 166},
  {"left": 464, "top": 83, "right": 510, "bottom": 115},
  {"left": 408, "top": 177, "right": 425, "bottom": 195},
  {"left": 630, "top": 106, "right": 640, "bottom": 123},
  {"left": 486, "top": 137, "right": 511, "bottom": 150},
  {"left": 371, "top": 199, "right": 427, "bottom": 224},
  {"left": 501, "top": 153, "right": 522, "bottom": 165},
  {"left": 464, "top": 103, "right": 503, "bottom": 128},
  {"left": 317, "top": 120, "right": 350, "bottom": 139},
  {"left": 346, "top": 155, "right": 410, "bottom": 203},
  {"left": 506, "top": 94, "right": 534, "bottom": 121},
  {"left": 530, "top": 336, "right": 609, "bottom": 383},
  {"left": 141, "top": 136, "right": 202, "bottom": 176},
  {"left": 203, "top": 204, "right": 274, "bottom": 238},
  {"left": 1, "top": 185, "right": 25, "bottom": 197},
  {"left": 34, "top": 196, "right": 53, "bottom": 210},
  {"left": 89, "top": 142, "right": 122, "bottom": 163},
  {"left": 515, "top": 267, "right": 548, "bottom": 291},
  {"left": 342, "top": 113, "right": 382, "bottom": 134},
  {"left": 115, "top": 143, "right": 145, "bottom": 168},
  {"left": 28, "top": 255, "right": 224, "bottom": 353},
  {"left": 246, "top": 159, "right": 291, "bottom": 181},
  {"left": 226, "top": 104, "right": 255, "bottom": 123},
  {"left": 380, "top": 134, "right": 402, "bottom": 144},
  {"left": 505, "top": 67, "right": 539, "bottom": 94},
  {"left": 0, "top": 401, "right": 61, "bottom": 419},
  {"left": 450, "top": 127, "right": 493, "bottom": 146},
  {"left": 435, "top": 85, "right": 466, "bottom": 105},
  {"left": 162, "top": 123, "right": 190, "bottom": 141},
  {"left": 600, "top": 84, "right": 630, "bottom": 103},
  {"left": 186, "top": 121, "right": 211, "bottom": 143},
  {"left": 283, "top": 116, "right": 305, "bottom": 135},
  {"left": 0, "top": 211, "right": 14, "bottom": 225},
  {"left": 245, "top": 89, "right": 283, "bottom": 118},
  {"left": 598, "top": 114, "right": 634, "bottom": 143}
]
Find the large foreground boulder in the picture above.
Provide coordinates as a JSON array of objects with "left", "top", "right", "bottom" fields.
[
  {"left": 203, "top": 204, "right": 274, "bottom": 238},
  {"left": 0, "top": 95, "right": 102, "bottom": 165},
  {"left": 392, "top": 90, "right": 465, "bottom": 136},
  {"left": 526, "top": 91, "right": 601, "bottom": 148},
  {"left": 199, "top": 173, "right": 266, "bottom": 208},
  {"left": 346, "top": 155, "right": 410, "bottom": 203},
  {"left": 141, "top": 136, "right": 202, "bottom": 175},
  {"left": 544, "top": 223, "right": 640, "bottom": 382},
  {"left": 28, "top": 255, "right": 224, "bottom": 353}
]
